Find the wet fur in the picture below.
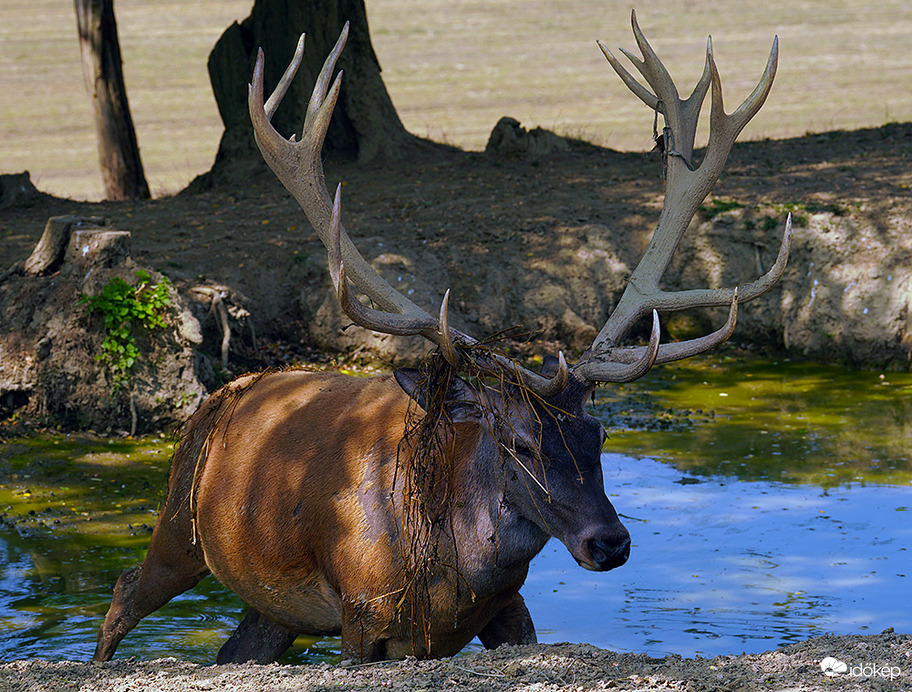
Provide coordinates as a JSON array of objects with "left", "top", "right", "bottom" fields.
[{"left": 94, "top": 366, "right": 628, "bottom": 663}]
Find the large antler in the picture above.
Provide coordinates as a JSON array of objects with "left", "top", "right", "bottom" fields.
[
  {"left": 249, "top": 13, "right": 790, "bottom": 395},
  {"left": 574, "top": 10, "right": 791, "bottom": 383},
  {"left": 248, "top": 24, "right": 577, "bottom": 397}
]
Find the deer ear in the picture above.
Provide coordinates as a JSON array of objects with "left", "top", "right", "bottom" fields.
[
  {"left": 540, "top": 354, "right": 561, "bottom": 376},
  {"left": 393, "top": 368, "right": 483, "bottom": 422},
  {"left": 393, "top": 368, "right": 425, "bottom": 404}
]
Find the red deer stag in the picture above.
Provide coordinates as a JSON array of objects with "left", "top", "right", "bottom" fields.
[{"left": 94, "top": 11, "right": 790, "bottom": 664}]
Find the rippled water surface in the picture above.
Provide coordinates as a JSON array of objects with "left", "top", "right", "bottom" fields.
[
  {"left": 526, "top": 455, "right": 910, "bottom": 656},
  {"left": 0, "top": 356, "right": 909, "bottom": 662}
]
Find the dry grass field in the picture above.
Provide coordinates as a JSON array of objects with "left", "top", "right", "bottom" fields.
[{"left": 1, "top": 0, "right": 910, "bottom": 201}]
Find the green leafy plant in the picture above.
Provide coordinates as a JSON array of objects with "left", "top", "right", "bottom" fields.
[
  {"left": 80, "top": 270, "right": 172, "bottom": 388},
  {"left": 761, "top": 215, "right": 780, "bottom": 232}
]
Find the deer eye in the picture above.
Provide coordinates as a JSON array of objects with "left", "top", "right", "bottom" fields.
[{"left": 513, "top": 443, "right": 535, "bottom": 460}]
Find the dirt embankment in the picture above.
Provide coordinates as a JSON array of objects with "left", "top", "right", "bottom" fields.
[
  {"left": 3, "top": 629, "right": 910, "bottom": 691},
  {"left": 1, "top": 123, "right": 911, "bottom": 429}
]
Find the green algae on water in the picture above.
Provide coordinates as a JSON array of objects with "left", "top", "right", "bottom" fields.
[{"left": 596, "top": 353, "right": 912, "bottom": 487}]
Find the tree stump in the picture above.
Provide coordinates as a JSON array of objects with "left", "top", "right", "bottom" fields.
[
  {"left": 0, "top": 172, "right": 43, "bottom": 209},
  {"left": 24, "top": 215, "right": 106, "bottom": 276},
  {"left": 204, "top": 0, "right": 422, "bottom": 179},
  {"left": 64, "top": 229, "right": 131, "bottom": 271}
]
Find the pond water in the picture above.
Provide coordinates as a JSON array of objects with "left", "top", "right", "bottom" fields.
[
  {"left": 0, "top": 356, "right": 909, "bottom": 663},
  {"left": 526, "top": 455, "right": 910, "bottom": 656}
]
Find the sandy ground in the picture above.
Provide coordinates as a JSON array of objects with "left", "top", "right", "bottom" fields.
[{"left": 3, "top": 630, "right": 910, "bottom": 691}]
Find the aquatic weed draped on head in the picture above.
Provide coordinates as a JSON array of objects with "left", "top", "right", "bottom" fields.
[
  {"left": 392, "top": 346, "right": 468, "bottom": 653},
  {"left": 391, "top": 339, "right": 561, "bottom": 653}
]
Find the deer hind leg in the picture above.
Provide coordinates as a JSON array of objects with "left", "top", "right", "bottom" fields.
[
  {"left": 93, "top": 511, "right": 208, "bottom": 662},
  {"left": 216, "top": 608, "right": 298, "bottom": 664}
]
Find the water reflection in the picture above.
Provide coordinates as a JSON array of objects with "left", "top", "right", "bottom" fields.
[
  {"left": 524, "top": 455, "right": 910, "bottom": 656},
  {"left": 596, "top": 355, "right": 912, "bottom": 486},
  {"left": 0, "top": 355, "right": 909, "bottom": 662},
  {"left": 0, "top": 525, "right": 267, "bottom": 663}
]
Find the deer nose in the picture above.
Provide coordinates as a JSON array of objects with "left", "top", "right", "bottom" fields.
[{"left": 586, "top": 535, "right": 631, "bottom": 571}]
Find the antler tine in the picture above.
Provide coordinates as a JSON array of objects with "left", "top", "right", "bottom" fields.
[
  {"left": 655, "top": 289, "right": 738, "bottom": 364},
  {"left": 595, "top": 292, "right": 738, "bottom": 371},
  {"left": 437, "top": 290, "right": 459, "bottom": 367},
  {"left": 574, "top": 310, "right": 661, "bottom": 384},
  {"left": 264, "top": 33, "right": 306, "bottom": 121},
  {"left": 740, "top": 213, "right": 791, "bottom": 300},
  {"left": 304, "top": 23, "right": 349, "bottom": 134},
  {"left": 575, "top": 14, "right": 788, "bottom": 387},
  {"left": 648, "top": 213, "right": 792, "bottom": 313},
  {"left": 621, "top": 213, "right": 792, "bottom": 318},
  {"left": 327, "top": 183, "right": 449, "bottom": 337},
  {"left": 704, "top": 34, "right": 779, "bottom": 165},
  {"left": 628, "top": 10, "right": 680, "bottom": 107},
  {"left": 597, "top": 42, "right": 660, "bottom": 112}
]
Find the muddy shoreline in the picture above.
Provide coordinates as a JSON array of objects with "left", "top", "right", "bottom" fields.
[{"left": 4, "top": 630, "right": 910, "bottom": 691}]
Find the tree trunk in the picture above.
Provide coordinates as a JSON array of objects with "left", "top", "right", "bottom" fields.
[
  {"left": 205, "top": 0, "right": 425, "bottom": 180},
  {"left": 75, "top": 0, "right": 150, "bottom": 201}
]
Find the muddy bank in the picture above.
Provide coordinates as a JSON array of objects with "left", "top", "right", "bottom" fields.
[
  {"left": 2, "top": 126, "right": 909, "bottom": 368},
  {"left": 3, "top": 630, "right": 909, "bottom": 691},
  {"left": 1, "top": 124, "right": 912, "bottom": 430}
]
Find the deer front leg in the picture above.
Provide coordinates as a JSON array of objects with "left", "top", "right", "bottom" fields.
[
  {"left": 478, "top": 592, "right": 537, "bottom": 648},
  {"left": 94, "top": 526, "right": 208, "bottom": 662}
]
